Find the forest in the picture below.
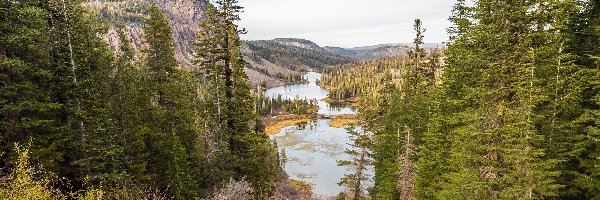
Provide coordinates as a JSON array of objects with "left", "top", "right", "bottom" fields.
[
  {"left": 2, "top": 0, "right": 600, "bottom": 199},
  {"left": 322, "top": 0, "right": 600, "bottom": 199},
  {"left": 0, "top": 0, "right": 292, "bottom": 199}
]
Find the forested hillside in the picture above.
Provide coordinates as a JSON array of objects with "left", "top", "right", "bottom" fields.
[
  {"left": 324, "top": 44, "right": 411, "bottom": 60},
  {"left": 320, "top": 49, "right": 443, "bottom": 101},
  {"left": 245, "top": 39, "right": 356, "bottom": 69},
  {"left": 243, "top": 38, "right": 439, "bottom": 88},
  {"left": 0, "top": 1, "right": 301, "bottom": 199},
  {"left": 323, "top": 0, "right": 600, "bottom": 199}
]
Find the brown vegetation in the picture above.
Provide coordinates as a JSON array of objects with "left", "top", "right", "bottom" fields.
[
  {"left": 265, "top": 114, "right": 316, "bottom": 135},
  {"left": 328, "top": 114, "right": 360, "bottom": 128}
]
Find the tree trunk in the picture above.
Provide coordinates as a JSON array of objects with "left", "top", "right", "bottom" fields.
[
  {"left": 62, "top": 1, "right": 87, "bottom": 143},
  {"left": 353, "top": 147, "right": 365, "bottom": 200},
  {"left": 398, "top": 126, "right": 415, "bottom": 200}
]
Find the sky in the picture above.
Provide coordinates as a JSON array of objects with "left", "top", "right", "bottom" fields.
[{"left": 237, "top": 0, "right": 456, "bottom": 48}]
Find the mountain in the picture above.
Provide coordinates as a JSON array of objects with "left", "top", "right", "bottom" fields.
[
  {"left": 242, "top": 38, "right": 359, "bottom": 87},
  {"left": 85, "top": 1, "right": 442, "bottom": 88},
  {"left": 85, "top": 0, "right": 207, "bottom": 69},
  {"left": 242, "top": 38, "right": 444, "bottom": 87},
  {"left": 245, "top": 39, "right": 357, "bottom": 70},
  {"left": 324, "top": 44, "right": 410, "bottom": 60}
]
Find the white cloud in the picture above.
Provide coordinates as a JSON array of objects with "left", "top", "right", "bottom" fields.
[{"left": 237, "top": 0, "right": 455, "bottom": 48}]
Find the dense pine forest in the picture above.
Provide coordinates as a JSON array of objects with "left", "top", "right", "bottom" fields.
[
  {"left": 0, "top": 0, "right": 290, "bottom": 199},
  {"left": 323, "top": 0, "right": 600, "bottom": 199}
]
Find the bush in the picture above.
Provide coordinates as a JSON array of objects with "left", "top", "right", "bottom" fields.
[
  {"left": 0, "top": 144, "right": 54, "bottom": 200},
  {"left": 204, "top": 178, "right": 254, "bottom": 200}
]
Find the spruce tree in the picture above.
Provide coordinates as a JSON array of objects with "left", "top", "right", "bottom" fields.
[
  {"left": 143, "top": 6, "right": 203, "bottom": 198},
  {"left": 370, "top": 19, "right": 433, "bottom": 200},
  {"left": 0, "top": 0, "right": 67, "bottom": 174},
  {"left": 194, "top": 4, "right": 233, "bottom": 186},
  {"left": 110, "top": 27, "right": 150, "bottom": 183},
  {"left": 194, "top": 1, "right": 278, "bottom": 196},
  {"left": 561, "top": 0, "right": 600, "bottom": 198},
  {"left": 438, "top": 0, "right": 560, "bottom": 198},
  {"left": 338, "top": 126, "right": 372, "bottom": 200},
  {"left": 41, "top": 1, "right": 122, "bottom": 185}
]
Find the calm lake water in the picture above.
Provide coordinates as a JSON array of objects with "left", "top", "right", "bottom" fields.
[{"left": 266, "top": 72, "right": 371, "bottom": 197}]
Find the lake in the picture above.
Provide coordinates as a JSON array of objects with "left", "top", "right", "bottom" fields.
[{"left": 266, "top": 72, "right": 371, "bottom": 197}]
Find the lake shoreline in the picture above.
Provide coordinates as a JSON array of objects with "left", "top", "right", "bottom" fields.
[
  {"left": 265, "top": 114, "right": 317, "bottom": 136},
  {"left": 266, "top": 72, "right": 369, "bottom": 197}
]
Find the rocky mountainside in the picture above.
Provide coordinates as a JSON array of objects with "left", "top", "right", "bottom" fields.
[
  {"left": 85, "top": 1, "right": 307, "bottom": 88},
  {"left": 85, "top": 0, "right": 207, "bottom": 69}
]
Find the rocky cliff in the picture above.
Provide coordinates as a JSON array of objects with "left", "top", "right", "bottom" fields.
[{"left": 85, "top": 0, "right": 207, "bottom": 69}]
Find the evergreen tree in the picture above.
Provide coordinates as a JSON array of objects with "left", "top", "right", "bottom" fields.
[
  {"left": 110, "top": 27, "right": 150, "bottom": 183},
  {"left": 194, "top": 1, "right": 278, "bottom": 196},
  {"left": 38, "top": 0, "right": 120, "bottom": 186},
  {"left": 0, "top": 0, "right": 67, "bottom": 174},
  {"left": 143, "top": 6, "right": 203, "bottom": 198},
  {"left": 437, "top": 0, "right": 560, "bottom": 198},
  {"left": 414, "top": 2, "right": 471, "bottom": 199},
  {"left": 338, "top": 126, "right": 372, "bottom": 200},
  {"left": 370, "top": 19, "right": 434, "bottom": 200},
  {"left": 560, "top": 0, "right": 600, "bottom": 198},
  {"left": 194, "top": 2, "right": 234, "bottom": 188}
]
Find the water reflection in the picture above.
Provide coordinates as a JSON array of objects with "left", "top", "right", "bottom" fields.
[
  {"left": 266, "top": 72, "right": 372, "bottom": 197},
  {"left": 273, "top": 120, "right": 352, "bottom": 196},
  {"left": 265, "top": 72, "right": 356, "bottom": 116}
]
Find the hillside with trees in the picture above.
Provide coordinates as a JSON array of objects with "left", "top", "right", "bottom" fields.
[
  {"left": 245, "top": 38, "right": 358, "bottom": 70},
  {"left": 0, "top": 0, "right": 311, "bottom": 199},
  {"left": 243, "top": 38, "right": 438, "bottom": 88},
  {"left": 322, "top": 0, "right": 600, "bottom": 199}
]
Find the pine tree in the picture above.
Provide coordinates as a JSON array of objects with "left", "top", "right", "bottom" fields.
[
  {"left": 438, "top": 0, "right": 560, "bottom": 198},
  {"left": 0, "top": 0, "right": 67, "bottom": 175},
  {"left": 194, "top": 2, "right": 234, "bottom": 187},
  {"left": 110, "top": 26, "right": 150, "bottom": 183},
  {"left": 370, "top": 19, "right": 434, "bottom": 200},
  {"left": 414, "top": 85, "right": 450, "bottom": 200},
  {"left": 143, "top": 6, "right": 203, "bottom": 198},
  {"left": 338, "top": 126, "right": 372, "bottom": 200},
  {"left": 560, "top": 0, "right": 600, "bottom": 198},
  {"left": 194, "top": 1, "right": 278, "bottom": 196},
  {"left": 41, "top": 1, "right": 123, "bottom": 186}
]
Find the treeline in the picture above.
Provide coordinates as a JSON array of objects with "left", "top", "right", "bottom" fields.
[
  {"left": 320, "top": 50, "right": 442, "bottom": 102},
  {"left": 1, "top": 1, "right": 280, "bottom": 199},
  {"left": 255, "top": 90, "right": 318, "bottom": 117},
  {"left": 246, "top": 64, "right": 306, "bottom": 86},
  {"left": 326, "top": 0, "right": 600, "bottom": 199}
]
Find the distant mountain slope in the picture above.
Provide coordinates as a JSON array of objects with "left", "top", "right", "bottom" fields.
[
  {"left": 243, "top": 38, "right": 444, "bottom": 87},
  {"left": 245, "top": 38, "right": 358, "bottom": 70},
  {"left": 324, "top": 44, "right": 411, "bottom": 60}
]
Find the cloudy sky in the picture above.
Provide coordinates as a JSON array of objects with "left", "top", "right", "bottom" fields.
[{"left": 237, "top": 0, "right": 455, "bottom": 48}]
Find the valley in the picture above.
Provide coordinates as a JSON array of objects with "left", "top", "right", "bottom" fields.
[{"left": 2, "top": 0, "right": 599, "bottom": 200}]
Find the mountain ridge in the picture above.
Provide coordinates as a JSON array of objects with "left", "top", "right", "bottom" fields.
[
  {"left": 243, "top": 38, "right": 445, "bottom": 87},
  {"left": 86, "top": 1, "right": 444, "bottom": 88}
]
